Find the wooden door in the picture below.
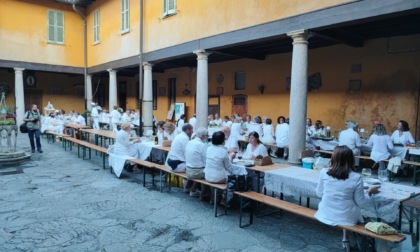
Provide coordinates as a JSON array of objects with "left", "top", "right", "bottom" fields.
[
  {"left": 231, "top": 94, "right": 247, "bottom": 117},
  {"left": 24, "top": 89, "right": 43, "bottom": 112},
  {"left": 208, "top": 96, "right": 220, "bottom": 117}
]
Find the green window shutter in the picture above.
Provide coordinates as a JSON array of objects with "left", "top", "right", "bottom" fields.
[
  {"left": 47, "top": 10, "right": 55, "bottom": 42},
  {"left": 121, "top": 0, "right": 129, "bottom": 33},
  {"left": 56, "top": 11, "right": 64, "bottom": 44},
  {"left": 167, "top": 0, "right": 176, "bottom": 15},
  {"left": 93, "top": 9, "right": 100, "bottom": 44},
  {"left": 163, "top": 0, "right": 168, "bottom": 16}
]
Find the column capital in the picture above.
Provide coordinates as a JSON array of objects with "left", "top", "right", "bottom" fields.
[
  {"left": 143, "top": 62, "right": 154, "bottom": 70},
  {"left": 14, "top": 68, "right": 25, "bottom": 73},
  {"left": 193, "top": 49, "right": 211, "bottom": 60},
  {"left": 287, "top": 30, "right": 309, "bottom": 45},
  {"left": 107, "top": 68, "right": 118, "bottom": 74}
]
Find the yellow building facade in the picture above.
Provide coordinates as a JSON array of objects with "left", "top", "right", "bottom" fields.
[{"left": 1, "top": 0, "right": 420, "bottom": 150}]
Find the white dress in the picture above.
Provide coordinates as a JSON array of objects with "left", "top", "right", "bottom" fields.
[
  {"left": 367, "top": 134, "right": 393, "bottom": 163},
  {"left": 261, "top": 124, "right": 275, "bottom": 144},
  {"left": 315, "top": 169, "right": 371, "bottom": 226},
  {"left": 275, "top": 123, "right": 289, "bottom": 148},
  {"left": 390, "top": 130, "right": 414, "bottom": 159},
  {"left": 243, "top": 143, "right": 268, "bottom": 159}
]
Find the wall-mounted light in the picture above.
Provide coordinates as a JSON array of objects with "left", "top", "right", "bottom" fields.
[
  {"left": 258, "top": 85, "right": 265, "bottom": 94},
  {"left": 182, "top": 83, "right": 191, "bottom": 96}
]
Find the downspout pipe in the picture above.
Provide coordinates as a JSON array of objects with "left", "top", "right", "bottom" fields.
[
  {"left": 72, "top": 2, "right": 88, "bottom": 110},
  {"left": 138, "top": 0, "right": 144, "bottom": 136}
]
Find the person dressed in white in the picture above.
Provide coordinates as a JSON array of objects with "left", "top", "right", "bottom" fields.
[
  {"left": 113, "top": 122, "right": 141, "bottom": 172},
  {"left": 163, "top": 122, "right": 178, "bottom": 143},
  {"left": 221, "top": 126, "right": 239, "bottom": 154},
  {"left": 121, "top": 109, "right": 132, "bottom": 123},
  {"left": 204, "top": 131, "right": 235, "bottom": 183},
  {"left": 314, "top": 120, "right": 326, "bottom": 135},
  {"left": 176, "top": 114, "right": 185, "bottom": 132},
  {"left": 390, "top": 120, "right": 415, "bottom": 159},
  {"left": 185, "top": 127, "right": 209, "bottom": 196},
  {"left": 367, "top": 124, "right": 393, "bottom": 170},
  {"left": 110, "top": 106, "right": 121, "bottom": 133},
  {"left": 243, "top": 114, "right": 252, "bottom": 134},
  {"left": 221, "top": 116, "right": 232, "bottom": 128},
  {"left": 188, "top": 114, "right": 197, "bottom": 132},
  {"left": 73, "top": 112, "right": 86, "bottom": 125},
  {"left": 91, "top": 102, "right": 100, "bottom": 129},
  {"left": 305, "top": 118, "right": 316, "bottom": 148},
  {"left": 339, "top": 120, "right": 362, "bottom": 156},
  {"left": 213, "top": 114, "right": 223, "bottom": 127},
  {"left": 315, "top": 145, "right": 378, "bottom": 251},
  {"left": 243, "top": 131, "right": 268, "bottom": 160},
  {"left": 230, "top": 116, "right": 243, "bottom": 140},
  {"left": 41, "top": 114, "right": 63, "bottom": 133},
  {"left": 247, "top": 116, "right": 263, "bottom": 137},
  {"left": 261, "top": 118, "right": 275, "bottom": 145},
  {"left": 274, "top": 116, "right": 289, "bottom": 158},
  {"left": 166, "top": 124, "right": 193, "bottom": 172}
]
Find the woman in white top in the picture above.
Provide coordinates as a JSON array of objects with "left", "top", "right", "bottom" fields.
[
  {"left": 230, "top": 117, "right": 244, "bottom": 140},
  {"left": 204, "top": 131, "right": 235, "bottom": 183},
  {"left": 315, "top": 146, "right": 378, "bottom": 252},
  {"left": 390, "top": 120, "right": 415, "bottom": 159},
  {"left": 261, "top": 118, "right": 275, "bottom": 145},
  {"left": 247, "top": 116, "right": 263, "bottom": 137},
  {"left": 113, "top": 122, "right": 141, "bottom": 171},
  {"left": 243, "top": 131, "right": 268, "bottom": 160},
  {"left": 314, "top": 120, "right": 326, "bottom": 136},
  {"left": 367, "top": 124, "right": 393, "bottom": 170}
]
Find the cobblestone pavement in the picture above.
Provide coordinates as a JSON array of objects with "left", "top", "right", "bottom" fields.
[{"left": 0, "top": 134, "right": 380, "bottom": 251}]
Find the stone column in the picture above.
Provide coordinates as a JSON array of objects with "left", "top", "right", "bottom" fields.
[
  {"left": 287, "top": 30, "right": 309, "bottom": 165},
  {"left": 14, "top": 68, "right": 25, "bottom": 126},
  {"left": 143, "top": 62, "right": 154, "bottom": 134},
  {"left": 86, "top": 74, "right": 93, "bottom": 111},
  {"left": 107, "top": 69, "right": 118, "bottom": 111},
  {"left": 193, "top": 49, "right": 211, "bottom": 129}
]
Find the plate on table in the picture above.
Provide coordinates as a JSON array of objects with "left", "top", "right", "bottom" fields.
[
  {"left": 363, "top": 178, "right": 381, "bottom": 188},
  {"left": 311, "top": 137, "right": 322, "bottom": 140},
  {"left": 321, "top": 137, "right": 334, "bottom": 141},
  {"left": 233, "top": 160, "right": 255, "bottom": 167}
]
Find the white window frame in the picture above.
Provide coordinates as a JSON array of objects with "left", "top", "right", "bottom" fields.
[
  {"left": 47, "top": 10, "right": 65, "bottom": 44},
  {"left": 121, "top": 0, "right": 130, "bottom": 34},
  {"left": 163, "top": 0, "right": 176, "bottom": 17},
  {"left": 93, "top": 9, "right": 100, "bottom": 44}
]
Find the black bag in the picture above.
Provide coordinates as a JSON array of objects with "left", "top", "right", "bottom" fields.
[
  {"left": 19, "top": 123, "right": 28, "bottom": 133},
  {"left": 227, "top": 175, "right": 253, "bottom": 192}
]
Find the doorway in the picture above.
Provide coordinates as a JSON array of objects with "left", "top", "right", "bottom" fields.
[
  {"left": 231, "top": 94, "right": 247, "bottom": 118},
  {"left": 24, "top": 89, "right": 43, "bottom": 112},
  {"left": 118, "top": 81, "right": 127, "bottom": 111},
  {"left": 208, "top": 96, "right": 220, "bottom": 117}
]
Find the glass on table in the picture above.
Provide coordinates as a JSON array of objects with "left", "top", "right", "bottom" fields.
[
  {"left": 362, "top": 168, "right": 372, "bottom": 178},
  {"left": 378, "top": 169, "right": 388, "bottom": 183}
]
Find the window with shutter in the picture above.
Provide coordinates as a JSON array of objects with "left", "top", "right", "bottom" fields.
[
  {"left": 47, "top": 10, "right": 65, "bottom": 44},
  {"left": 163, "top": 0, "right": 176, "bottom": 17},
  {"left": 93, "top": 9, "right": 100, "bottom": 44},
  {"left": 121, "top": 0, "right": 130, "bottom": 33}
]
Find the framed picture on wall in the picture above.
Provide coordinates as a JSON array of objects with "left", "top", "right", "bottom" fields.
[{"left": 216, "top": 87, "right": 224, "bottom": 95}]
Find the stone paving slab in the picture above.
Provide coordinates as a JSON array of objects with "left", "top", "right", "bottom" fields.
[{"left": 0, "top": 133, "right": 392, "bottom": 251}]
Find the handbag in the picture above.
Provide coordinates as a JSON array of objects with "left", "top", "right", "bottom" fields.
[
  {"left": 365, "top": 222, "right": 399, "bottom": 235},
  {"left": 227, "top": 175, "right": 253, "bottom": 192},
  {"left": 19, "top": 122, "right": 28, "bottom": 133}
]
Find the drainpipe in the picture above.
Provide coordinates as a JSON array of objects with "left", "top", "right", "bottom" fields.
[
  {"left": 72, "top": 2, "right": 88, "bottom": 110},
  {"left": 138, "top": 0, "right": 144, "bottom": 136}
]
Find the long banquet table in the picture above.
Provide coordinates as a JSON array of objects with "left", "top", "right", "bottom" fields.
[{"left": 264, "top": 166, "right": 420, "bottom": 223}]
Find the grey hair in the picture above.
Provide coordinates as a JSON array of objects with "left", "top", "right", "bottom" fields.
[
  {"left": 346, "top": 120, "right": 358, "bottom": 129},
  {"left": 195, "top": 127, "right": 208, "bottom": 138}
]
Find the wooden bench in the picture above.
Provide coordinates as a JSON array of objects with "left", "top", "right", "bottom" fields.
[
  {"left": 128, "top": 159, "right": 161, "bottom": 187},
  {"left": 44, "top": 130, "right": 70, "bottom": 145},
  {"left": 63, "top": 136, "right": 108, "bottom": 169},
  {"left": 234, "top": 191, "right": 406, "bottom": 250}
]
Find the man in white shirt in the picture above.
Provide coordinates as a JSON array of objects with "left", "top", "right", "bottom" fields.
[
  {"left": 166, "top": 123, "right": 193, "bottom": 172},
  {"left": 74, "top": 112, "right": 86, "bottom": 125},
  {"left": 221, "top": 126, "right": 239, "bottom": 154},
  {"left": 110, "top": 106, "right": 121, "bottom": 133},
  {"left": 121, "top": 110, "right": 132, "bottom": 123},
  {"left": 213, "top": 114, "right": 223, "bottom": 127},
  {"left": 339, "top": 120, "right": 362, "bottom": 165},
  {"left": 91, "top": 102, "right": 100, "bottom": 129},
  {"left": 188, "top": 114, "right": 197, "bottom": 132},
  {"left": 185, "top": 127, "right": 208, "bottom": 196}
]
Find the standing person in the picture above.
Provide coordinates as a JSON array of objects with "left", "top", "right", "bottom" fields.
[
  {"left": 91, "top": 102, "right": 100, "bottom": 129},
  {"left": 176, "top": 114, "right": 186, "bottom": 132},
  {"left": 110, "top": 105, "right": 121, "bottom": 133},
  {"left": 315, "top": 145, "right": 378, "bottom": 251},
  {"left": 24, "top": 104, "right": 43, "bottom": 153},
  {"left": 188, "top": 114, "right": 197, "bottom": 132},
  {"left": 274, "top": 116, "right": 289, "bottom": 159}
]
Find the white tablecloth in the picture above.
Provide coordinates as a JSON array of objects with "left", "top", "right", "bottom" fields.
[
  {"left": 264, "top": 166, "right": 420, "bottom": 222},
  {"left": 108, "top": 152, "right": 135, "bottom": 178},
  {"left": 310, "top": 139, "right": 372, "bottom": 153},
  {"left": 230, "top": 163, "right": 248, "bottom": 175},
  {"left": 134, "top": 141, "right": 156, "bottom": 160}
]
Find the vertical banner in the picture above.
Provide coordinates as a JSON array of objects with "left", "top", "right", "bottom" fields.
[{"left": 175, "top": 102, "right": 185, "bottom": 121}]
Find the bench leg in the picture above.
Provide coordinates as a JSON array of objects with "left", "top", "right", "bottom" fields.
[
  {"left": 102, "top": 154, "right": 106, "bottom": 170},
  {"left": 239, "top": 196, "right": 253, "bottom": 228},
  {"left": 143, "top": 166, "right": 146, "bottom": 187}
]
